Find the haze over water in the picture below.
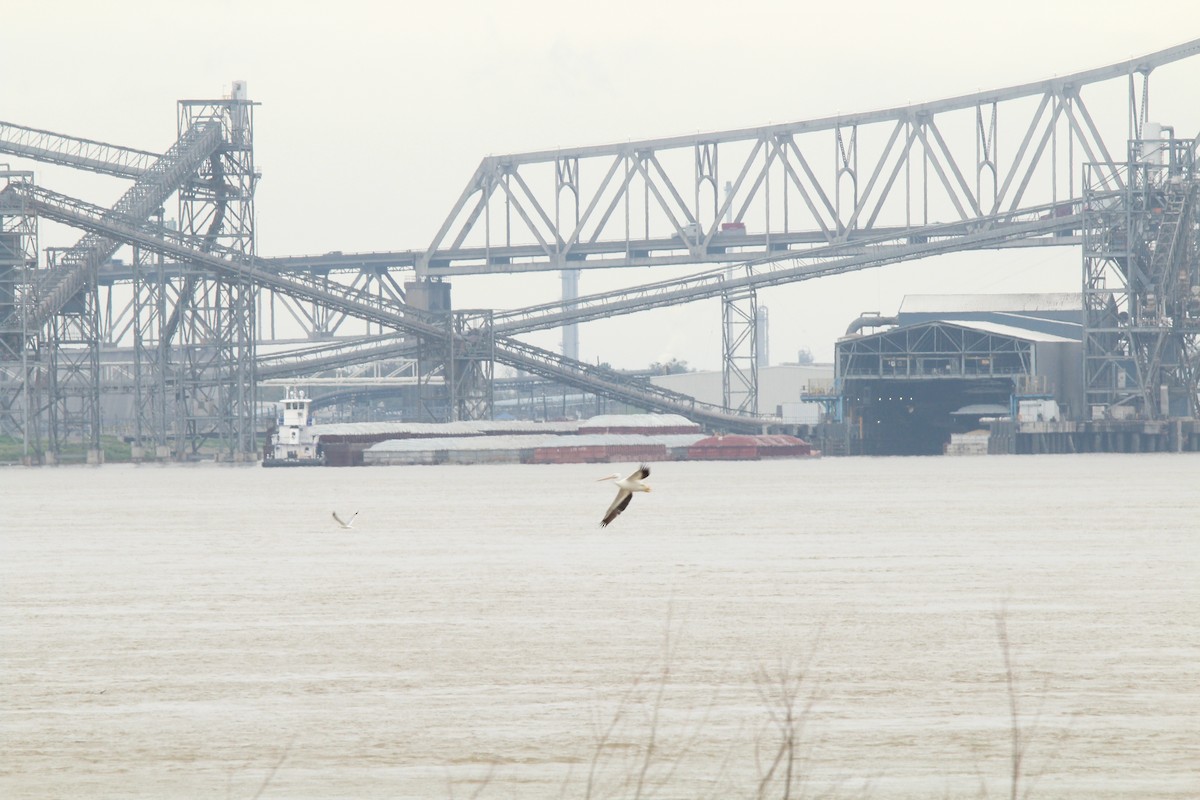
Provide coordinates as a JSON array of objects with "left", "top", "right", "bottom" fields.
[{"left": 2, "top": 455, "right": 1197, "bottom": 799}]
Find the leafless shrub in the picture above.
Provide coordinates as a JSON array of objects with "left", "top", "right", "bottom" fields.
[
  {"left": 563, "top": 621, "right": 844, "bottom": 800},
  {"left": 576, "top": 618, "right": 723, "bottom": 800},
  {"left": 752, "top": 657, "right": 819, "bottom": 800}
]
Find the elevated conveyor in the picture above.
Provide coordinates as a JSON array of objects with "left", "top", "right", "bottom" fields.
[
  {"left": 488, "top": 204, "right": 1092, "bottom": 335},
  {"left": 0, "top": 121, "right": 158, "bottom": 179},
  {"left": 6, "top": 181, "right": 774, "bottom": 431},
  {"left": 26, "top": 121, "right": 223, "bottom": 326},
  {"left": 247, "top": 198, "right": 1093, "bottom": 380},
  {"left": 491, "top": 339, "right": 769, "bottom": 432}
]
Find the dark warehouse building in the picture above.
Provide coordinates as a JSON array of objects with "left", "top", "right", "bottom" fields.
[{"left": 832, "top": 293, "right": 1084, "bottom": 455}]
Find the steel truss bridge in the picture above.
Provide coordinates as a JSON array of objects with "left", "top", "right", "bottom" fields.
[{"left": 2, "top": 42, "right": 1199, "bottom": 462}]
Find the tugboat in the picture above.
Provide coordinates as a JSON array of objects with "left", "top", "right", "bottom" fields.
[{"left": 262, "top": 387, "right": 325, "bottom": 467}]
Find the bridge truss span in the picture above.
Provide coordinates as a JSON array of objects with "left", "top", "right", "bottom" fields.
[{"left": 419, "top": 38, "right": 1200, "bottom": 278}]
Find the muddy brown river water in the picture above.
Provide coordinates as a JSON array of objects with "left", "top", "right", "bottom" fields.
[{"left": 2, "top": 454, "right": 1197, "bottom": 798}]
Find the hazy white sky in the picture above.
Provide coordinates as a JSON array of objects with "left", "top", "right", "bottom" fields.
[{"left": 5, "top": 1, "right": 1200, "bottom": 369}]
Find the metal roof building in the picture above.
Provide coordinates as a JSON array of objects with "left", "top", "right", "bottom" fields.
[
  {"left": 833, "top": 294, "right": 1084, "bottom": 455},
  {"left": 896, "top": 292, "right": 1085, "bottom": 340}
]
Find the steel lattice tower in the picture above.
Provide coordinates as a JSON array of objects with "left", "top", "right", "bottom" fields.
[
  {"left": 1083, "top": 134, "right": 1200, "bottom": 419},
  {"left": 0, "top": 109, "right": 227, "bottom": 462},
  {"left": 43, "top": 245, "right": 102, "bottom": 461},
  {"left": 0, "top": 169, "right": 43, "bottom": 459},
  {"left": 129, "top": 217, "right": 171, "bottom": 461},
  {"left": 169, "top": 84, "right": 259, "bottom": 459},
  {"left": 448, "top": 309, "right": 495, "bottom": 421},
  {"left": 722, "top": 282, "right": 759, "bottom": 414}
]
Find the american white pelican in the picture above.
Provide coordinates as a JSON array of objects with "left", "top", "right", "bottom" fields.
[
  {"left": 597, "top": 464, "right": 651, "bottom": 527},
  {"left": 332, "top": 511, "right": 358, "bottom": 530}
]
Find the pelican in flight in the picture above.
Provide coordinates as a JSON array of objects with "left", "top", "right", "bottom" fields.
[
  {"left": 332, "top": 511, "right": 358, "bottom": 530},
  {"left": 597, "top": 464, "right": 651, "bottom": 527}
]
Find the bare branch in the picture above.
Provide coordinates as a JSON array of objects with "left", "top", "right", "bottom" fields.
[
  {"left": 995, "top": 609, "right": 1023, "bottom": 800},
  {"left": 247, "top": 735, "right": 294, "bottom": 800}
]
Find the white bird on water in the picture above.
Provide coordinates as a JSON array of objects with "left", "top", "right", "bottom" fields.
[
  {"left": 596, "top": 464, "right": 652, "bottom": 527},
  {"left": 332, "top": 511, "right": 358, "bottom": 530}
]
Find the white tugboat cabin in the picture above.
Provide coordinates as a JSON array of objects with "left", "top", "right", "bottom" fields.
[{"left": 263, "top": 387, "right": 324, "bottom": 467}]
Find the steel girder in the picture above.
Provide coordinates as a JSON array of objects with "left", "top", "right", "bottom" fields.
[
  {"left": 16, "top": 41, "right": 1196, "bottom": 368},
  {"left": 263, "top": 204, "right": 1088, "bottom": 381},
  {"left": 0, "top": 113, "right": 231, "bottom": 460},
  {"left": 99, "top": 256, "right": 411, "bottom": 349}
]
